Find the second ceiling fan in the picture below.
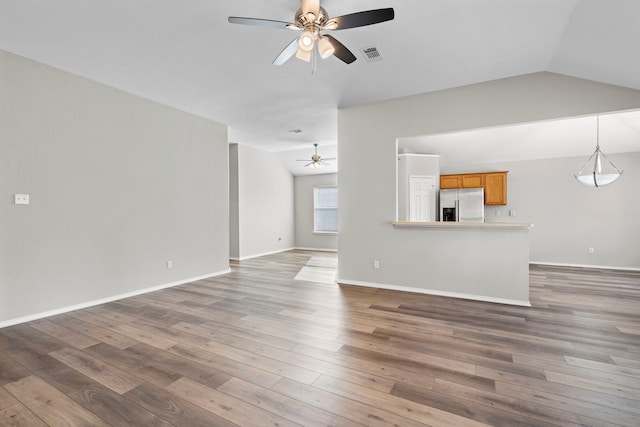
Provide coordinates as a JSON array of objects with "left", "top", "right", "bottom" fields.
[
  {"left": 297, "top": 144, "right": 335, "bottom": 168},
  {"left": 228, "top": 0, "right": 394, "bottom": 66}
]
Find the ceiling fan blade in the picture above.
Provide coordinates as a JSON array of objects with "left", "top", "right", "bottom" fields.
[
  {"left": 301, "top": 0, "right": 320, "bottom": 16},
  {"left": 323, "top": 35, "right": 356, "bottom": 64},
  {"left": 327, "top": 8, "right": 394, "bottom": 30},
  {"left": 228, "top": 16, "right": 293, "bottom": 29},
  {"left": 322, "top": 157, "right": 337, "bottom": 161},
  {"left": 304, "top": 162, "right": 314, "bottom": 167},
  {"left": 273, "top": 39, "right": 300, "bottom": 65}
]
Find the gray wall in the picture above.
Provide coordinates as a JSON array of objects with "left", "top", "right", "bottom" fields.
[
  {"left": 1, "top": 51, "right": 230, "bottom": 325},
  {"left": 474, "top": 152, "right": 640, "bottom": 269},
  {"left": 294, "top": 173, "right": 339, "bottom": 251},
  {"left": 338, "top": 72, "right": 640, "bottom": 298},
  {"left": 230, "top": 144, "right": 295, "bottom": 260}
]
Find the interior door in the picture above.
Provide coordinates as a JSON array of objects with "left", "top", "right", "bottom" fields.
[{"left": 409, "top": 175, "right": 435, "bottom": 221}]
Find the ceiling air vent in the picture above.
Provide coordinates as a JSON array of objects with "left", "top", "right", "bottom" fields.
[{"left": 361, "top": 46, "right": 384, "bottom": 63}]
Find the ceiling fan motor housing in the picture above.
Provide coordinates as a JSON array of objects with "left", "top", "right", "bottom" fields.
[{"left": 294, "top": 7, "right": 329, "bottom": 28}]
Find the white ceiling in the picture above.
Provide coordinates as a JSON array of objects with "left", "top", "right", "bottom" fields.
[
  {"left": 1, "top": 0, "right": 639, "bottom": 174},
  {"left": 400, "top": 110, "right": 640, "bottom": 171}
]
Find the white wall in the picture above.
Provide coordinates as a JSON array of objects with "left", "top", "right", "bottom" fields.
[
  {"left": 472, "top": 152, "right": 640, "bottom": 269},
  {"left": 338, "top": 72, "right": 640, "bottom": 299},
  {"left": 1, "top": 51, "right": 230, "bottom": 325},
  {"left": 230, "top": 144, "right": 295, "bottom": 260},
  {"left": 294, "top": 173, "right": 338, "bottom": 251}
]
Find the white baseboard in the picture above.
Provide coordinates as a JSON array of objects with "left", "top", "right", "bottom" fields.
[
  {"left": 0, "top": 268, "right": 231, "bottom": 329},
  {"left": 530, "top": 261, "right": 640, "bottom": 272},
  {"left": 337, "top": 278, "right": 531, "bottom": 307},
  {"left": 295, "top": 247, "right": 338, "bottom": 253},
  {"left": 230, "top": 247, "right": 296, "bottom": 262}
]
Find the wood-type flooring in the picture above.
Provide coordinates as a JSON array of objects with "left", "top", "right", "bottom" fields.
[{"left": 1, "top": 250, "right": 639, "bottom": 426}]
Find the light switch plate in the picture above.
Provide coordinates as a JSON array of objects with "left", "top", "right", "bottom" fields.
[{"left": 15, "top": 194, "right": 30, "bottom": 205}]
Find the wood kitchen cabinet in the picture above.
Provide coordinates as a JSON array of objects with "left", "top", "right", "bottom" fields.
[
  {"left": 440, "top": 171, "right": 508, "bottom": 205},
  {"left": 484, "top": 172, "right": 508, "bottom": 205},
  {"left": 461, "top": 174, "right": 484, "bottom": 188},
  {"left": 440, "top": 175, "right": 461, "bottom": 189}
]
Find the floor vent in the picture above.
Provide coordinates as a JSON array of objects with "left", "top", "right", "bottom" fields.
[{"left": 361, "top": 46, "right": 384, "bottom": 63}]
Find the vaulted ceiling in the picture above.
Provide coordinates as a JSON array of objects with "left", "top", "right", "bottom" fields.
[{"left": 1, "top": 0, "right": 639, "bottom": 161}]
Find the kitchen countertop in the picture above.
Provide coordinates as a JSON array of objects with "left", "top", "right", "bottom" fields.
[{"left": 392, "top": 221, "right": 533, "bottom": 230}]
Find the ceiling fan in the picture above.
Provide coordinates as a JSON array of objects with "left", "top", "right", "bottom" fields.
[
  {"left": 297, "top": 144, "right": 335, "bottom": 168},
  {"left": 228, "top": 0, "right": 394, "bottom": 67}
]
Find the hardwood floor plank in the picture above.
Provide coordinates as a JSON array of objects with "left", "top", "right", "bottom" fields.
[
  {"left": 0, "top": 355, "right": 31, "bottom": 387},
  {"left": 30, "top": 318, "right": 101, "bottom": 349},
  {"left": 172, "top": 321, "right": 298, "bottom": 351},
  {"left": 69, "top": 383, "right": 173, "bottom": 427},
  {"left": 199, "top": 338, "right": 321, "bottom": 384},
  {"left": 167, "top": 343, "right": 282, "bottom": 388},
  {"left": 564, "top": 354, "right": 640, "bottom": 377},
  {"left": 49, "top": 347, "right": 144, "bottom": 394},
  {"left": 294, "top": 342, "right": 439, "bottom": 391},
  {"left": 544, "top": 369, "right": 640, "bottom": 400},
  {"left": 124, "top": 382, "right": 237, "bottom": 427},
  {"left": 82, "top": 342, "right": 183, "bottom": 388},
  {"left": 314, "top": 374, "right": 489, "bottom": 427},
  {"left": 612, "top": 355, "right": 640, "bottom": 370},
  {"left": 4, "top": 375, "right": 110, "bottom": 426},
  {"left": 272, "top": 377, "right": 446, "bottom": 427},
  {"left": 337, "top": 334, "right": 477, "bottom": 375},
  {"left": 432, "top": 377, "right": 592, "bottom": 426},
  {"left": 0, "top": 403, "right": 47, "bottom": 427},
  {"left": 217, "top": 376, "right": 363, "bottom": 427},
  {"left": 496, "top": 380, "right": 640, "bottom": 426},
  {"left": 166, "top": 377, "right": 301, "bottom": 426},
  {"left": 55, "top": 313, "right": 139, "bottom": 349},
  {"left": 0, "top": 388, "right": 19, "bottom": 411},
  {"left": 125, "top": 342, "right": 232, "bottom": 389}
]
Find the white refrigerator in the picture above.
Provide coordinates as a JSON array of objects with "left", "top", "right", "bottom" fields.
[{"left": 439, "top": 188, "right": 484, "bottom": 222}]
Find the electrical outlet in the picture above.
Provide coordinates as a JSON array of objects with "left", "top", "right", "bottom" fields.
[
  {"left": 167, "top": 260, "right": 173, "bottom": 269},
  {"left": 509, "top": 210, "right": 516, "bottom": 217},
  {"left": 373, "top": 260, "right": 380, "bottom": 269},
  {"left": 588, "top": 247, "right": 595, "bottom": 254},
  {"left": 14, "top": 194, "right": 30, "bottom": 205}
]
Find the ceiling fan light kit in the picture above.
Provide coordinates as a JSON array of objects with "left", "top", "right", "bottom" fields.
[
  {"left": 229, "top": 0, "right": 394, "bottom": 71},
  {"left": 318, "top": 36, "right": 334, "bottom": 58}
]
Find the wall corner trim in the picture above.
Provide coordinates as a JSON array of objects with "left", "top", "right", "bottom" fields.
[
  {"left": 0, "top": 268, "right": 231, "bottom": 328},
  {"left": 337, "top": 278, "right": 531, "bottom": 307}
]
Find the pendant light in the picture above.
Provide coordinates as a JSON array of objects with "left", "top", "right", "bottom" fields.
[{"left": 574, "top": 115, "right": 623, "bottom": 187}]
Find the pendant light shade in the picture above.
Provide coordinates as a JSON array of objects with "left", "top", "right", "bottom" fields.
[{"left": 574, "top": 116, "right": 623, "bottom": 187}]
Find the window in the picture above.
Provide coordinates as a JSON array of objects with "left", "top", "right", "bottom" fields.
[{"left": 314, "top": 186, "right": 338, "bottom": 233}]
